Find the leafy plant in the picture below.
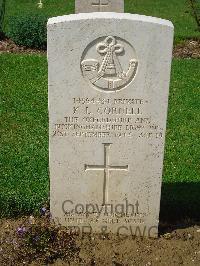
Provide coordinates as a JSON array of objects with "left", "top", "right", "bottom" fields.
[
  {"left": 7, "top": 14, "right": 47, "bottom": 49},
  {"left": 188, "top": 0, "right": 200, "bottom": 31},
  {"left": 0, "top": 0, "right": 6, "bottom": 38}
]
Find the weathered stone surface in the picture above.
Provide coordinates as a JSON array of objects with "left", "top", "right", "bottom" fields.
[
  {"left": 48, "top": 13, "right": 174, "bottom": 237},
  {"left": 75, "top": 0, "right": 124, "bottom": 13}
]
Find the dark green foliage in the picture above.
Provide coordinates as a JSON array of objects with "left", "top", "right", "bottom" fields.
[
  {"left": 188, "top": 0, "right": 200, "bottom": 30},
  {"left": 0, "top": 0, "right": 5, "bottom": 38},
  {"left": 7, "top": 14, "right": 47, "bottom": 49}
]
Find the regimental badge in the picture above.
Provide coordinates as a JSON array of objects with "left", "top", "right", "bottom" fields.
[{"left": 81, "top": 36, "right": 138, "bottom": 92}]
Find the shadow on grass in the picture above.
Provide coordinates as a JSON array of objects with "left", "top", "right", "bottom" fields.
[{"left": 160, "top": 182, "right": 200, "bottom": 231}]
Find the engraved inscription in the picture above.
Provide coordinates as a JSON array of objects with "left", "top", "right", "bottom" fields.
[
  {"left": 85, "top": 143, "right": 129, "bottom": 205},
  {"left": 81, "top": 36, "right": 138, "bottom": 92},
  {"left": 52, "top": 97, "right": 164, "bottom": 140}
]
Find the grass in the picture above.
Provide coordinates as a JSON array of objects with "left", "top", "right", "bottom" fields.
[
  {"left": 3, "top": 0, "right": 200, "bottom": 43},
  {"left": 161, "top": 58, "right": 200, "bottom": 222},
  {"left": 0, "top": 54, "right": 48, "bottom": 217},
  {"left": 4, "top": 0, "right": 74, "bottom": 29},
  {"left": 125, "top": 0, "right": 200, "bottom": 43},
  {"left": 165, "top": 59, "right": 200, "bottom": 184},
  {"left": 0, "top": 54, "right": 200, "bottom": 220}
]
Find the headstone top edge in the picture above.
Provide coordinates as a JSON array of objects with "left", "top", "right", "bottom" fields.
[{"left": 47, "top": 13, "right": 174, "bottom": 29}]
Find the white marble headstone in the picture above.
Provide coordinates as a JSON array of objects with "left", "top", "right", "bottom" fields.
[
  {"left": 75, "top": 0, "right": 124, "bottom": 13},
  {"left": 48, "top": 13, "right": 173, "bottom": 237}
]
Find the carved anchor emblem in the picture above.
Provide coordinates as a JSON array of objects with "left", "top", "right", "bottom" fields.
[{"left": 81, "top": 36, "right": 138, "bottom": 92}]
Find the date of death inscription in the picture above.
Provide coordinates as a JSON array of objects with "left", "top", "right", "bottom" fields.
[{"left": 52, "top": 97, "right": 163, "bottom": 139}]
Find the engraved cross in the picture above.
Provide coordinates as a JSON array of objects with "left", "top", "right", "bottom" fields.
[
  {"left": 92, "top": 0, "right": 109, "bottom": 11},
  {"left": 85, "top": 143, "right": 129, "bottom": 206}
]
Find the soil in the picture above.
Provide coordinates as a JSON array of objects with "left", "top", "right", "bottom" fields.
[
  {"left": 0, "top": 38, "right": 200, "bottom": 58},
  {"left": 0, "top": 216, "right": 200, "bottom": 266},
  {"left": 173, "top": 39, "right": 200, "bottom": 59},
  {"left": 0, "top": 38, "right": 45, "bottom": 55}
]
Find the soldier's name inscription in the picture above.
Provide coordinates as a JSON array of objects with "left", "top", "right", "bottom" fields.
[{"left": 52, "top": 97, "right": 163, "bottom": 139}]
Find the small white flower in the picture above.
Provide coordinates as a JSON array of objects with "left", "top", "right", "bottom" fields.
[
  {"left": 29, "top": 215, "right": 35, "bottom": 224},
  {"left": 37, "top": 0, "right": 43, "bottom": 9}
]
